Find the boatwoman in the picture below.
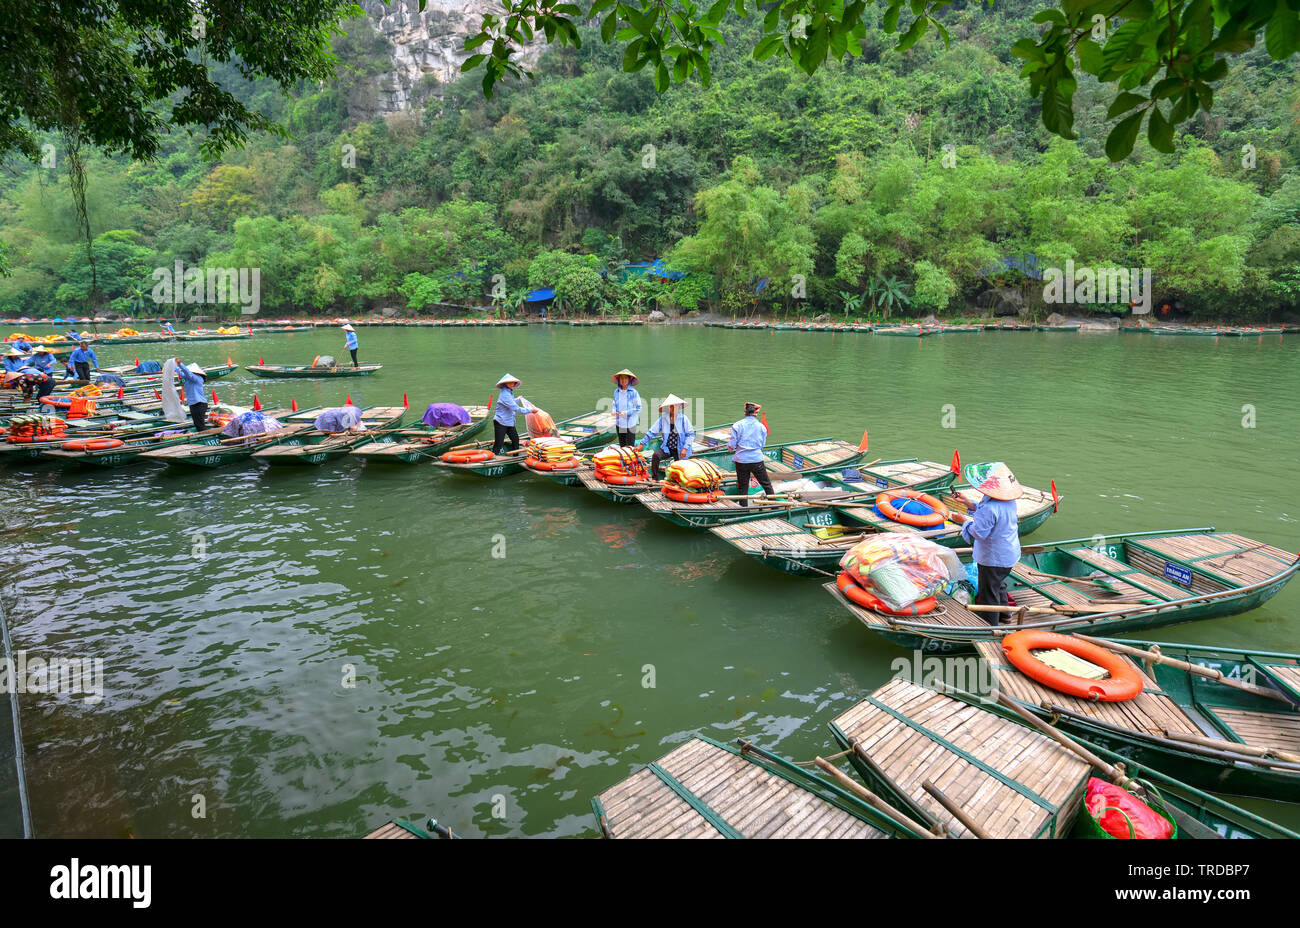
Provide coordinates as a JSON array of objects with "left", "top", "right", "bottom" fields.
[
  {"left": 173, "top": 359, "right": 210, "bottom": 431},
  {"left": 3, "top": 347, "right": 27, "bottom": 375},
  {"left": 638, "top": 394, "right": 695, "bottom": 480},
  {"left": 17, "top": 366, "right": 52, "bottom": 402},
  {"left": 491, "top": 373, "right": 533, "bottom": 455},
  {"left": 342, "top": 324, "right": 359, "bottom": 368},
  {"left": 958, "top": 462, "right": 1023, "bottom": 621},
  {"left": 612, "top": 369, "right": 642, "bottom": 447},
  {"left": 69, "top": 341, "right": 99, "bottom": 381},
  {"left": 729, "top": 402, "right": 774, "bottom": 507},
  {"left": 30, "top": 346, "right": 55, "bottom": 376}
]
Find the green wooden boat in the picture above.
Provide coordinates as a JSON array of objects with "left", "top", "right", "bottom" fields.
[
  {"left": 638, "top": 455, "right": 960, "bottom": 530},
  {"left": 875, "top": 325, "right": 924, "bottom": 337},
  {"left": 1035, "top": 323, "right": 1081, "bottom": 331},
  {"left": 521, "top": 423, "right": 734, "bottom": 490},
  {"left": 248, "top": 362, "right": 382, "bottom": 378},
  {"left": 975, "top": 637, "right": 1300, "bottom": 803},
  {"left": 178, "top": 332, "right": 250, "bottom": 342},
  {"left": 830, "top": 679, "right": 1299, "bottom": 838},
  {"left": 827, "top": 527, "right": 1300, "bottom": 653},
  {"left": 427, "top": 410, "right": 618, "bottom": 478},
  {"left": 252, "top": 406, "right": 407, "bottom": 466},
  {"left": 140, "top": 406, "right": 326, "bottom": 468},
  {"left": 1149, "top": 326, "right": 1222, "bottom": 336},
  {"left": 591, "top": 734, "right": 928, "bottom": 839},
  {"left": 0, "top": 411, "right": 175, "bottom": 463},
  {"left": 100, "top": 363, "right": 238, "bottom": 379},
  {"left": 349, "top": 404, "right": 492, "bottom": 464},
  {"left": 41, "top": 416, "right": 258, "bottom": 468},
  {"left": 710, "top": 478, "right": 1060, "bottom": 578}
]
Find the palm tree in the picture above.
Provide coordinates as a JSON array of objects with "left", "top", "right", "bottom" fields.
[
  {"left": 876, "top": 275, "right": 912, "bottom": 320},
  {"left": 840, "top": 291, "right": 865, "bottom": 318}
]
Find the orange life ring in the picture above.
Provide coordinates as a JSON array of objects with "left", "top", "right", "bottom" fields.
[
  {"left": 876, "top": 489, "right": 950, "bottom": 528},
  {"left": 1002, "top": 630, "right": 1143, "bottom": 702},
  {"left": 527, "top": 457, "right": 579, "bottom": 471},
  {"left": 62, "top": 438, "right": 124, "bottom": 452},
  {"left": 600, "top": 473, "right": 648, "bottom": 486},
  {"left": 836, "top": 572, "right": 937, "bottom": 616},
  {"left": 440, "top": 449, "right": 493, "bottom": 463},
  {"left": 663, "top": 484, "right": 721, "bottom": 504}
]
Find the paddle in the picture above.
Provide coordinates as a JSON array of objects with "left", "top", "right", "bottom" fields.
[
  {"left": 993, "top": 691, "right": 1131, "bottom": 785},
  {"left": 921, "top": 780, "right": 990, "bottom": 839},
  {"left": 811, "top": 756, "right": 943, "bottom": 839},
  {"left": 1074, "top": 634, "right": 1297, "bottom": 705}
]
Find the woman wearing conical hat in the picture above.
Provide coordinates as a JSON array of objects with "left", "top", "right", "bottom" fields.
[
  {"left": 341, "top": 324, "right": 359, "bottom": 368},
  {"left": 959, "top": 462, "right": 1023, "bottom": 619},
  {"left": 638, "top": 395, "right": 694, "bottom": 481},
  {"left": 491, "top": 373, "right": 534, "bottom": 455},
  {"left": 611, "top": 368, "right": 642, "bottom": 447}
]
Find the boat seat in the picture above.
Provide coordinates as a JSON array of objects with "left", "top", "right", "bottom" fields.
[{"left": 1064, "top": 547, "right": 1190, "bottom": 601}]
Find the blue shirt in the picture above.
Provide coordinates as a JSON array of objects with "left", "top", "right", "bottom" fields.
[
  {"left": 493, "top": 387, "right": 532, "bottom": 426},
  {"left": 162, "top": 324, "right": 175, "bottom": 335},
  {"left": 344, "top": 330, "right": 358, "bottom": 350},
  {"left": 176, "top": 365, "right": 207, "bottom": 406},
  {"left": 960, "top": 497, "right": 1021, "bottom": 568},
  {"left": 613, "top": 386, "right": 641, "bottom": 430},
  {"left": 31, "top": 354, "right": 54, "bottom": 374},
  {"left": 13, "top": 340, "right": 31, "bottom": 352},
  {"left": 69, "top": 347, "right": 98, "bottom": 366},
  {"left": 3, "top": 356, "right": 25, "bottom": 373},
  {"left": 640, "top": 411, "right": 694, "bottom": 458},
  {"left": 728, "top": 415, "right": 768, "bottom": 464}
]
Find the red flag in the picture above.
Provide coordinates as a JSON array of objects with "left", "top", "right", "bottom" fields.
[
  {"left": 259, "top": 357, "right": 264, "bottom": 365},
  {"left": 488, "top": 392, "right": 493, "bottom": 411},
  {"left": 154, "top": 390, "right": 161, "bottom": 400},
  {"left": 211, "top": 388, "right": 219, "bottom": 404},
  {"left": 252, "top": 394, "right": 262, "bottom": 411},
  {"left": 346, "top": 394, "right": 354, "bottom": 405},
  {"left": 291, "top": 398, "right": 298, "bottom": 412},
  {"left": 134, "top": 357, "right": 139, "bottom": 366},
  {"left": 950, "top": 449, "right": 961, "bottom": 475},
  {"left": 117, "top": 387, "right": 124, "bottom": 399},
  {"left": 761, "top": 412, "right": 769, "bottom": 434},
  {"left": 1050, "top": 479, "right": 1059, "bottom": 513},
  {"left": 227, "top": 356, "right": 232, "bottom": 366},
  {"left": 857, "top": 429, "right": 869, "bottom": 453},
  {"left": 403, "top": 392, "right": 409, "bottom": 408}
]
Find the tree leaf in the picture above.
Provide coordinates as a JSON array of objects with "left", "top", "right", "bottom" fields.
[
  {"left": 1106, "top": 110, "right": 1145, "bottom": 160},
  {"left": 1147, "top": 105, "right": 1175, "bottom": 152},
  {"left": 1106, "top": 91, "right": 1146, "bottom": 118}
]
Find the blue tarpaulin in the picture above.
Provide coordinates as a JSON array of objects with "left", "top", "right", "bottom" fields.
[
  {"left": 647, "top": 259, "right": 687, "bottom": 280},
  {"left": 526, "top": 288, "right": 555, "bottom": 302}
]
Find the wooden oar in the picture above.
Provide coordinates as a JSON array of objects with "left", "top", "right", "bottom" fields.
[
  {"left": 1074, "top": 634, "right": 1296, "bottom": 705},
  {"left": 994, "top": 691, "right": 1130, "bottom": 784},
  {"left": 921, "top": 780, "right": 990, "bottom": 838},
  {"left": 811, "top": 756, "right": 942, "bottom": 839},
  {"left": 845, "top": 739, "right": 943, "bottom": 833},
  {"left": 1159, "top": 729, "right": 1300, "bottom": 765}
]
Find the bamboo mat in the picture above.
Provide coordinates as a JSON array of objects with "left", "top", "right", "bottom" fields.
[
  {"left": 594, "top": 738, "right": 887, "bottom": 839},
  {"left": 832, "top": 679, "right": 1090, "bottom": 838}
]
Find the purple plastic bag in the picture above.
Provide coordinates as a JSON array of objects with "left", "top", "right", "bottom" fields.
[{"left": 422, "top": 403, "right": 471, "bottom": 427}]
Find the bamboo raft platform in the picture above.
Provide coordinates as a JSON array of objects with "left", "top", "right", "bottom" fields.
[
  {"left": 349, "top": 405, "right": 491, "bottom": 462},
  {"left": 591, "top": 736, "right": 920, "bottom": 839},
  {"left": 364, "top": 818, "right": 452, "bottom": 839}
]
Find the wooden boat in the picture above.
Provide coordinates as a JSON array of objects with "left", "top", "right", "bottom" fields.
[
  {"left": 710, "top": 478, "right": 1060, "bottom": 578},
  {"left": 364, "top": 818, "right": 454, "bottom": 839},
  {"left": 179, "top": 331, "right": 249, "bottom": 341},
  {"left": 874, "top": 325, "right": 931, "bottom": 337},
  {"left": 427, "top": 410, "right": 618, "bottom": 478},
  {"left": 829, "top": 679, "right": 1299, "bottom": 838},
  {"left": 826, "top": 528, "right": 1300, "bottom": 653},
  {"left": 252, "top": 406, "right": 407, "bottom": 466},
  {"left": 349, "top": 405, "right": 491, "bottom": 464},
  {"left": 0, "top": 411, "right": 174, "bottom": 463},
  {"left": 99, "top": 363, "right": 237, "bottom": 379},
  {"left": 975, "top": 636, "right": 1300, "bottom": 803},
  {"left": 1035, "top": 323, "right": 1081, "bottom": 332},
  {"left": 40, "top": 416, "right": 265, "bottom": 468},
  {"left": 522, "top": 423, "right": 734, "bottom": 491},
  {"left": 637, "top": 454, "right": 956, "bottom": 530},
  {"left": 1149, "top": 326, "right": 1222, "bottom": 336},
  {"left": 140, "top": 407, "right": 326, "bottom": 468},
  {"left": 247, "top": 363, "right": 382, "bottom": 378},
  {"left": 591, "top": 735, "right": 927, "bottom": 839}
]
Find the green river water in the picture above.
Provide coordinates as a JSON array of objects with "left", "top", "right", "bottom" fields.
[{"left": 2, "top": 325, "right": 1298, "bottom": 836}]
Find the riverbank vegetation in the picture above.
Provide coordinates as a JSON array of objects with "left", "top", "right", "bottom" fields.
[{"left": 1, "top": 3, "right": 1296, "bottom": 321}]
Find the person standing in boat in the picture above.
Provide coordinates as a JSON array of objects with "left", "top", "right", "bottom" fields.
[
  {"left": 342, "top": 324, "right": 359, "bottom": 368},
  {"left": 161, "top": 321, "right": 176, "bottom": 337},
  {"left": 491, "top": 374, "right": 533, "bottom": 456},
  {"left": 69, "top": 340, "right": 99, "bottom": 381},
  {"left": 611, "top": 369, "right": 642, "bottom": 447},
  {"left": 959, "top": 462, "right": 1023, "bottom": 621},
  {"left": 172, "top": 358, "right": 210, "bottom": 431},
  {"left": 729, "top": 402, "right": 774, "bottom": 507},
  {"left": 638, "top": 395, "right": 695, "bottom": 480}
]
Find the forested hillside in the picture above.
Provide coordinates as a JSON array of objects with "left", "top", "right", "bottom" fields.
[{"left": 1, "top": 2, "right": 1297, "bottom": 320}]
